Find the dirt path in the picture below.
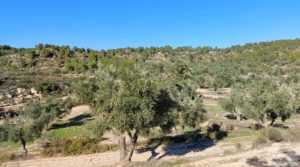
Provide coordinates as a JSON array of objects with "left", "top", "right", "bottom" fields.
[
  {"left": 190, "top": 142, "right": 300, "bottom": 167},
  {"left": 3, "top": 105, "right": 300, "bottom": 167},
  {"left": 0, "top": 141, "right": 247, "bottom": 167},
  {"left": 2, "top": 142, "right": 300, "bottom": 167}
]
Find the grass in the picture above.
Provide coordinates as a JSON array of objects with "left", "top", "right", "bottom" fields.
[
  {"left": 42, "top": 137, "right": 119, "bottom": 156},
  {"left": 226, "top": 129, "right": 259, "bottom": 140},
  {"left": 0, "top": 152, "right": 17, "bottom": 164},
  {"left": 203, "top": 99, "right": 225, "bottom": 114},
  {"left": 0, "top": 141, "right": 21, "bottom": 149},
  {"left": 160, "top": 159, "right": 190, "bottom": 167},
  {"left": 43, "top": 117, "right": 92, "bottom": 140},
  {"left": 46, "top": 125, "right": 90, "bottom": 140}
]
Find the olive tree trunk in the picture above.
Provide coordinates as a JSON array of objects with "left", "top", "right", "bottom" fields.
[
  {"left": 126, "top": 130, "right": 139, "bottom": 162},
  {"left": 20, "top": 138, "right": 28, "bottom": 155},
  {"left": 270, "top": 118, "right": 276, "bottom": 127},
  {"left": 118, "top": 135, "right": 127, "bottom": 161}
]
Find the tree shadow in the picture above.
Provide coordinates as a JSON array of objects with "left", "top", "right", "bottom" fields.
[
  {"left": 246, "top": 150, "right": 300, "bottom": 167},
  {"left": 49, "top": 113, "right": 93, "bottom": 130},
  {"left": 137, "top": 126, "right": 228, "bottom": 160},
  {"left": 282, "top": 150, "right": 300, "bottom": 164},
  {"left": 246, "top": 156, "right": 275, "bottom": 167},
  {"left": 272, "top": 123, "right": 289, "bottom": 129}
]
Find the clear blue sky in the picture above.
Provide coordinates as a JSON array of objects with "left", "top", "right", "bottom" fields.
[{"left": 1, "top": 0, "right": 300, "bottom": 49}]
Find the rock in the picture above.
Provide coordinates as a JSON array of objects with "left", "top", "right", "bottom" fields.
[
  {"left": 30, "top": 88, "right": 38, "bottom": 95},
  {"left": 6, "top": 93, "right": 13, "bottom": 98},
  {"left": 17, "top": 88, "right": 26, "bottom": 94},
  {"left": 25, "top": 95, "right": 33, "bottom": 99}
]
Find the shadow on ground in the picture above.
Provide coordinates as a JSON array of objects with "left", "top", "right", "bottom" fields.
[
  {"left": 246, "top": 149, "right": 300, "bottom": 167},
  {"left": 49, "top": 114, "right": 93, "bottom": 130},
  {"left": 137, "top": 123, "right": 228, "bottom": 160}
]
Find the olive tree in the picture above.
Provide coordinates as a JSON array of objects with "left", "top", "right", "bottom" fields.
[
  {"left": 168, "top": 63, "right": 206, "bottom": 129},
  {"left": 75, "top": 62, "right": 176, "bottom": 162},
  {"left": 232, "top": 79, "right": 296, "bottom": 126},
  {"left": 2, "top": 97, "right": 72, "bottom": 154}
]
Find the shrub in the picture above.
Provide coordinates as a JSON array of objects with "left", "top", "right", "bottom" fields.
[
  {"left": 252, "top": 135, "right": 268, "bottom": 149},
  {"left": 283, "top": 129, "right": 300, "bottom": 142},
  {"left": 252, "top": 128, "right": 283, "bottom": 149},
  {"left": 262, "top": 128, "right": 283, "bottom": 142},
  {"left": 42, "top": 137, "right": 119, "bottom": 156}
]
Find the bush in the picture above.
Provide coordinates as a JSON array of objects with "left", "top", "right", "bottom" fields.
[
  {"left": 252, "top": 127, "right": 283, "bottom": 149},
  {"left": 42, "top": 137, "right": 119, "bottom": 156},
  {"left": 283, "top": 129, "right": 300, "bottom": 142},
  {"left": 262, "top": 128, "right": 283, "bottom": 142}
]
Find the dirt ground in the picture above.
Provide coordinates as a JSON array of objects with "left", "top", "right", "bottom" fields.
[
  {"left": 2, "top": 141, "right": 300, "bottom": 167},
  {"left": 2, "top": 103, "right": 300, "bottom": 167}
]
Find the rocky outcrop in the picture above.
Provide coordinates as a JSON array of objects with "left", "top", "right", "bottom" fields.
[{"left": 0, "top": 87, "right": 42, "bottom": 108}]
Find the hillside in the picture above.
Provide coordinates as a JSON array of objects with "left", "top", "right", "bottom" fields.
[{"left": 0, "top": 39, "right": 300, "bottom": 167}]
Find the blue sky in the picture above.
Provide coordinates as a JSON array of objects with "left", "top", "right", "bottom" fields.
[{"left": 0, "top": 0, "right": 300, "bottom": 49}]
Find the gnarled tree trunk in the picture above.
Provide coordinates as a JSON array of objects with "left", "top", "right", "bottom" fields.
[
  {"left": 20, "top": 137, "right": 27, "bottom": 155},
  {"left": 126, "top": 130, "right": 139, "bottom": 162}
]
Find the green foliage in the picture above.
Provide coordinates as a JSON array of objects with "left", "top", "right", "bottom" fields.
[
  {"left": 76, "top": 62, "right": 177, "bottom": 134},
  {"left": 232, "top": 78, "right": 297, "bottom": 125},
  {"left": 42, "top": 137, "right": 118, "bottom": 156},
  {"left": 1, "top": 97, "right": 73, "bottom": 143},
  {"left": 262, "top": 128, "right": 283, "bottom": 142},
  {"left": 220, "top": 88, "right": 244, "bottom": 113}
]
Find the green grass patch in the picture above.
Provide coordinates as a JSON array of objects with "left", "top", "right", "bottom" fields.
[
  {"left": 0, "top": 141, "right": 20, "bottom": 149},
  {"left": 203, "top": 99, "right": 225, "bottom": 114},
  {"left": 224, "top": 129, "right": 260, "bottom": 141},
  {"left": 42, "top": 137, "right": 119, "bottom": 156},
  {"left": 46, "top": 125, "right": 90, "bottom": 140}
]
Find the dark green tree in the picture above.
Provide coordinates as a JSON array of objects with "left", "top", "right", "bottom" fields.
[{"left": 75, "top": 62, "right": 177, "bottom": 162}]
